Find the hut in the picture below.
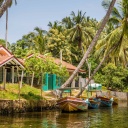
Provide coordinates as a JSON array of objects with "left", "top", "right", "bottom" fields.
[{"left": 0, "top": 45, "right": 25, "bottom": 89}]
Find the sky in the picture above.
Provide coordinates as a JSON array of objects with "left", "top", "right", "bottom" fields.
[{"left": 0, "top": 0, "right": 106, "bottom": 44}]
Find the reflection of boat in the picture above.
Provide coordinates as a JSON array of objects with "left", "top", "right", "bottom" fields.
[
  {"left": 97, "top": 96, "right": 113, "bottom": 107},
  {"left": 57, "top": 96, "right": 88, "bottom": 112},
  {"left": 56, "top": 111, "right": 89, "bottom": 128},
  {"left": 88, "top": 98, "right": 101, "bottom": 109}
]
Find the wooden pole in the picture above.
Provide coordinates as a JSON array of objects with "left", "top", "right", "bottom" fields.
[
  {"left": 60, "top": 49, "right": 62, "bottom": 68},
  {"left": 19, "top": 70, "right": 24, "bottom": 102},
  {"left": 3, "top": 66, "right": 6, "bottom": 90},
  {"left": 12, "top": 66, "right": 14, "bottom": 83},
  {"left": 41, "top": 73, "right": 44, "bottom": 112},
  {"left": 20, "top": 70, "right": 24, "bottom": 88},
  {"left": 31, "top": 72, "right": 34, "bottom": 87}
]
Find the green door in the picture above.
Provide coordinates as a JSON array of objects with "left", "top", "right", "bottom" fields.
[{"left": 48, "top": 74, "right": 53, "bottom": 90}]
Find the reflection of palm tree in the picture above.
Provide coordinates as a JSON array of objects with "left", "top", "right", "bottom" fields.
[{"left": 60, "top": 0, "right": 116, "bottom": 90}]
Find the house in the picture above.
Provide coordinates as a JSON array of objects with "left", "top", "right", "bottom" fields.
[
  {"left": 19, "top": 53, "right": 86, "bottom": 88},
  {"left": 22, "top": 53, "right": 85, "bottom": 75},
  {"left": 0, "top": 46, "right": 86, "bottom": 89},
  {"left": 0, "top": 45, "right": 25, "bottom": 85}
]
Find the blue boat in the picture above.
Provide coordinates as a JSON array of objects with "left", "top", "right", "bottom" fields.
[
  {"left": 88, "top": 98, "right": 101, "bottom": 109},
  {"left": 97, "top": 96, "right": 113, "bottom": 107}
]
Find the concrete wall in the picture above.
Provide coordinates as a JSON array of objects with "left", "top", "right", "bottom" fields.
[{"left": 96, "top": 91, "right": 128, "bottom": 101}]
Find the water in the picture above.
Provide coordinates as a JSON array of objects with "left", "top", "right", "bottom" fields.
[{"left": 0, "top": 101, "right": 128, "bottom": 128}]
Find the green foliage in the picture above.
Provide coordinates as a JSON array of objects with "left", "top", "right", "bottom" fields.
[
  {"left": 47, "top": 28, "right": 72, "bottom": 63},
  {"left": 94, "top": 63, "right": 128, "bottom": 91},
  {"left": 0, "top": 39, "right": 5, "bottom": 46},
  {"left": 21, "top": 91, "right": 42, "bottom": 100},
  {"left": 24, "top": 53, "right": 69, "bottom": 78},
  {"left": 0, "top": 84, "right": 42, "bottom": 100}
]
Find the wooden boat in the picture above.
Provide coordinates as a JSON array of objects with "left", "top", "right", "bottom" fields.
[
  {"left": 88, "top": 98, "right": 101, "bottom": 109},
  {"left": 113, "top": 96, "right": 118, "bottom": 105},
  {"left": 97, "top": 96, "right": 113, "bottom": 107},
  {"left": 57, "top": 96, "right": 88, "bottom": 112}
]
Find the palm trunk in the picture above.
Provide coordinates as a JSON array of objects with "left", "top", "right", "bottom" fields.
[
  {"left": 5, "top": 9, "right": 8, "bottom": 49},
  {"left": 61, "top": 0, "right": 116, "bottom": 89},
  {"left": 0, "top": 0, "right": 12, "bottom": 18},
  {"left": 75, "top": 43, "right": 118, "bottom": 98}
]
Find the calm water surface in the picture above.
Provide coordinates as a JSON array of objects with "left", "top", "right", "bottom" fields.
[{"left": 0, "top": 101, "right": 128, "bottom": 128}]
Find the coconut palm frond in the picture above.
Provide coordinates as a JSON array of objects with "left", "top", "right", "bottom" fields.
[
  {"left": 102, "top": 0, "right": 111, "bottom": 10},
  {"left": 121, "top": 0, "right": 128, "bottom": 17},
  {"left": 108, "top": 16, "right": 120, "bottom": 25},
  {"left": 111, "top": 7, "right": 123, "bottom": 19}
]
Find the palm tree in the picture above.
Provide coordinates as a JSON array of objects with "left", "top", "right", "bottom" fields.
[
  {"left": 33, "top": 27, "right": 47, "bottom": 54},
  {"left": 60, "top": 0, "right": 116, "bottom": 90},
  {"left": 67, "top": 10, "right": 94, "bottom": 49},
  {"left": 62, "top": 16, "right": 73, "bottom": 29},
  {"left": 75, "top": 41, "right": 119, "bottom": 97},
  {"left": 0, "top": 0, "right": 17, "bottom": 49},
  {"left": 0, "top": 0, "right": 12, "bottom": 18},
  {"left": 95, "top": 0, "right": 128, "bottom": 67},
  {"left": 48, "top": 21, "right": 63, "bottom": 32}
]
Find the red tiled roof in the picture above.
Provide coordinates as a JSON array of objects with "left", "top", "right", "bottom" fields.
[
  {"left": 22, "top": 53, "right": 85, "bottom": 73},
  {"left": 54, "top": 58, "right": 85, "bottom": 73},
  {"left": 0, "top": 55, "right": 14, "bottom": 65},
  {"left": 0, "top": 45, "right": 25, "bottom": 69}
]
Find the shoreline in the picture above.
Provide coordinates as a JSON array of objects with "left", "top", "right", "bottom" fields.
[{"left": 0, "top": 99, "right": 58, "bottom": 115}]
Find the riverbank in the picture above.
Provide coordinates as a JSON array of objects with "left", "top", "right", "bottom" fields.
[
  {"left": 0, "top": 83, "right": 59, "bottom": 114},
  {"left": 0, "top": 83, "right": 128, "bottom": 114},
  {"left": 0, "top": 99, "right": 58, "bottom": 114}
]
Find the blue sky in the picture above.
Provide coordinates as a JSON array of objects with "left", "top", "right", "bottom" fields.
[{"left": 0, "top": 0, "right": 106, "bottom": 44}]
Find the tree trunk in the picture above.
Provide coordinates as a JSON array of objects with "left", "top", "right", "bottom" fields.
[
  {"left": 0, "top": 0, "right": 12, "bottom": 18},
  {"left": 61, "top": 0, "right": 116, "bottom": 89},
  {"left": 75, "top": 43, "right": 118, "bottom": 97},
  {"left": 5, "top": 9, "right": 8, "bottom": 49}
]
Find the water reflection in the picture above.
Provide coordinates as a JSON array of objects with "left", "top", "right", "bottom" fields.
[
  {"left": 56, "top": 112, "right": 90, "bottom": 128},
  {"left": 0, "top": 102, "right": 128, "bottom": 128}
]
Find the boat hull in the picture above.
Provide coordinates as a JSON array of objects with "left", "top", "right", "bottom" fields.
[
  {"left": 88, "top": 98, "right": 101, "bottom": 109},
  {"left": 57, "top": 97, "right": 88, "bottom": 112},
  {"left": 113, "top": 97, "right": 118, "bottom": 105},
  {"left": 97, "top": 96, "right": 113, "bottom": 107}
]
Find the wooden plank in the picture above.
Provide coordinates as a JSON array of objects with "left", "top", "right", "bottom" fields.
[{"left": 58, "top": 87, "right": 80, "bottom": 90}]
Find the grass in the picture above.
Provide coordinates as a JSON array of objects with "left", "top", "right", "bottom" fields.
[
  {"left": 0, "top": 83, "right": 46, "bottom": 100},
  {"left": 0, "top": 83, "right": 111, "bottom": 100}
]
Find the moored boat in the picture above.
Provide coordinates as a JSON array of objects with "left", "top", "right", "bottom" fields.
[
  {"left": 113, "top": 96, "right": 118, "bottom": 105},
  {"left": 97, "top": 96, "right": 113, "bottom": 107},
  {"left": 57, "top": 96, "right": 88, "bottom": 112},
  {"left": 88, "top": 98, "right": 101, "bottom": 109}
]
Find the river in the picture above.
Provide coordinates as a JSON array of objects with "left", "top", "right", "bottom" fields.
[{"left": 0, "top": 101, "right": 128, "bottom": 128}]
